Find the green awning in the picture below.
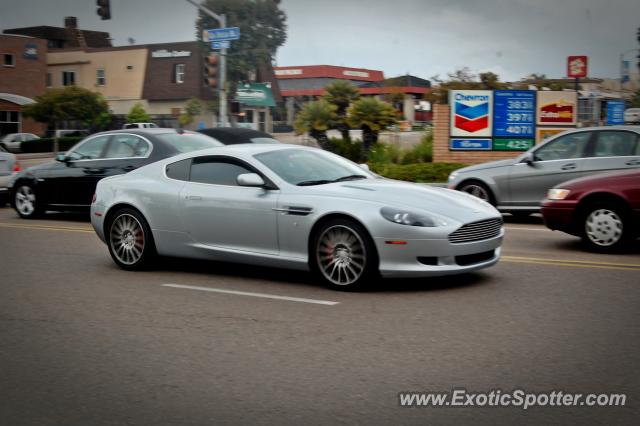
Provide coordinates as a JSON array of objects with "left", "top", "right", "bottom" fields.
[{"left": 236, "top": 83, "right": 276, "bottom": 107}]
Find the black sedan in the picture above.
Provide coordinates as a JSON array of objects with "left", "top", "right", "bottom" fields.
[
  {"left": 197, "top": 127, "right": 281, "bottom": 145},
  {"left": 10, "top": 129, "right": 222, "bottom": 218}
]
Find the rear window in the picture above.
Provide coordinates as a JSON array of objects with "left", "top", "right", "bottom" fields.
[{"left": 155, "top": 132, "right": 223, "bottom": 153}]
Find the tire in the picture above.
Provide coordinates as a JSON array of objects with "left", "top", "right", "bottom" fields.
[
  {"left": 14, "top": 183, "right": 42, "bottom": 219},
  {"left": 107, "top": 208, "right": 156, "bottom": 270},
  {"left": 458, "top": 181, "right": 495, "bottom": 205},
  {"left": 311, "top": 218, "right": 378, "bottom": 291},
  {"left": 580, "top": 202, "right": 633, "bottom": 253}
]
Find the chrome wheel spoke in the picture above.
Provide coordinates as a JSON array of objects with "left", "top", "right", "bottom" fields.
[
  {"left": 110, "top": 213, "right": 145, "bottom": 265},
  {"left": 317, "top": 224, "right": 367, "bottom": 286}
]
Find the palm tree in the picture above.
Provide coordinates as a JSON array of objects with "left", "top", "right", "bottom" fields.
[
  {"left": 323, "top": 80, "right": 360, "bottom": 142},
  {"left": 347, "top": 97, "right": 398, "bottom": 159},
  {"left": 294, "top": 99, "right": 337, "bottom": 151}
]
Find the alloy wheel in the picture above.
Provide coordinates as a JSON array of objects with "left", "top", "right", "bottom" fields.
[
  {"left": 15, "top": 186, "right": 36, "bottom": 216},
  {"left": 110, "top": 213, "right": 145, "bottom": 265},
  {"left": 461, "top": 184, "right": 490, "bottom": 202},
  {"left": 316, "top": 225, "right": 366, "bottom": 286}
]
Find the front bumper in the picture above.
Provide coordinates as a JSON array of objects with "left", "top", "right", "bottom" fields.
[
  {"left": 540, "top": 200, "right": 578, "bottom": 235},
  {"left": 374, "top": 231, "right": 503, "bottom": 278}
]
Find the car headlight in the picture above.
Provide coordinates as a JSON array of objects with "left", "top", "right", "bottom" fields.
[
  {"left": 448, "top": 171, "right": 458, "bottom": 182},
  {"left": 547, "top": 188, "right": 571, "bottom": 200},
  {"left": 380, "top": 207, "right": 446, "bottom": 227}
]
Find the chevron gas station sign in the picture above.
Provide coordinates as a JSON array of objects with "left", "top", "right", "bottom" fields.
[{"left": 450, "top": 90, "right": 493, "bottom": 137}]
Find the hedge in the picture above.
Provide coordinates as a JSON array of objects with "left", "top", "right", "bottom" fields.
[
  {"left": 19, "top": 137, "right": 84, "bottom": 153},
  {"left": 370, "top": 162, "right": 467, "bottom": 183}
]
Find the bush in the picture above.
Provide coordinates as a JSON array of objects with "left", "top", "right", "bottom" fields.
[
  {"left": 370, "top": 162, "right": 467, "bottom": 183},
  {"left": 329, "top": 137, "right": 363, "bottom": 162},
  {"left": 19, "top": 137, "right": 84, "bottom": 153},
  {"left": 401, "top": 133, "right": 433, "bottom": 164},
  {"left": 368, "top": 142, "right": 402, "bottom": 165}
]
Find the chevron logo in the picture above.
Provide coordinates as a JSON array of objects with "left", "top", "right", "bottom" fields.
[{"left": 454, "top": 100, "right": 489, "bottom": 133}]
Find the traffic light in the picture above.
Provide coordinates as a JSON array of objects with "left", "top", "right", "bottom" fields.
[
  {"left": 203, "top": 54, "right": 219, "bottom": 89},
  {"left": 96, "top": 0, "right": 111, "bottom": 20}
]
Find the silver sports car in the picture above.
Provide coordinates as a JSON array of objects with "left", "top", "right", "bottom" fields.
[{"left": 91, "top": 145, "right": 503, "bottom": 290}]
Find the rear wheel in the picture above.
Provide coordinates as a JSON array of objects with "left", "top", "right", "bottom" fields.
[
  {"left": 107, "top": 208, "right": 156, "bottom": 270},
  {"left": 312, "top": 218, "right": 378, "bottom": 291},
  {"left": 580, "top": 202, "right": 633, "bottom": 253},
  {"left": 14, "top": 183, "right": 41, "bottom": 218},
  {"left": 458, "top": 181, "right": 494, "bottom": 205}
]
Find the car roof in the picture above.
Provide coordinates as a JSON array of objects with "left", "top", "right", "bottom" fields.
[
  {"left": 197, "top": 127, "right": 275, "bottom": 143},
  {"left": 163, "top": 142, "right": 305, "bottom": 162},
  {"left": 92, "top": 128, "right": 190, "bottom": 136}
]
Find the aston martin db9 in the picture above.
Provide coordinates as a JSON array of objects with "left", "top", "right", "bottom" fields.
[{"left": 91, "top": 145, "right": 504, "bottom": 290}]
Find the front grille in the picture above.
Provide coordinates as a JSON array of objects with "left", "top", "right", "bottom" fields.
[
  {"left": 448, "top": 218, "right": 503, "bottom": 244},
  {"left": 455, "top": 250, "right": 495, "bottom": 266}
]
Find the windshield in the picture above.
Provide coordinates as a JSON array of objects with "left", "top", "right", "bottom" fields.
[
  {"left": 156, "top": 132, "right": 223, "bottom": 153},
  {"left": 254, "top": 148, "right": 372, "bottom": 185}
]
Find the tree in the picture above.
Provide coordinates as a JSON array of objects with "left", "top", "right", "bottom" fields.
[
  {"left": 630, "top": 89, "right": 640, "bottom": 107},
  {"left": 22, "top": 86, "right": 109, "bottom": 153},
  {"left": 293, "top": 99, "right": 337, "bottom": 151},
  {"left": 126, "top": 102, "right": 151, "bottom": 123},
  {"left": 479, "top": 72, "right": 507, "bottom": 90},
  {"left": 196, "top": 0, "right": 287, "bottom": 84},
  {"left": 179, "top": 98, "right": 203, "bottom": 127},
  {"left": 323, "top": 80, "right": 360, "bottom": 142},
  {"left": 424, "top": 67, "right": 483, "bottom": 104},
  {"left": 347, "top": 97, "right": 398, "bottom": 158}
]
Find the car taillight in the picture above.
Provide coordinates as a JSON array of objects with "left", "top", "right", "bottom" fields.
[
  {"left": 92, "top": 193, "right": 97, "bottom": 203},
  {"left": 13, "top": 160, "right": 21, "bottom": 172}
]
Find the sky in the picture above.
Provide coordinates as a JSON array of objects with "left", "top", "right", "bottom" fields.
[{"left": 1, "top": 0, "right": 638, "bottom": 82}]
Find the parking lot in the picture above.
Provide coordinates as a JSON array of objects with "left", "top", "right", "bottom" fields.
[{"left": 0, "top": 206, "right": 639, "bottom": 425}]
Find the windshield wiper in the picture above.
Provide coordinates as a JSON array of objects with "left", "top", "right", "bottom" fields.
[
  {"left": 296, "top": 179, "right": 334, "bottom": 186},
  {"left": 333, "top": 174, "right": 368, "bottom": 182}
]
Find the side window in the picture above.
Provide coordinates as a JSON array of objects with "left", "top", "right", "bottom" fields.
[
  {"left": 67, "top": 136, "right": 110, "bottom": 160},
  {"left": 534, "top": 132, "right": 591, "bottom": 162},
  {"left": 166, "top": 158, "right": 191, "bottom": 181},
  {"left": 104, "top": 135, "right": 150, "bottom": 158},
  {"left": 592, "top": 131, "right": 638, "bottom": 157},
  {"left": 190, "top": 158, "right": 253, "bottom": 186}
]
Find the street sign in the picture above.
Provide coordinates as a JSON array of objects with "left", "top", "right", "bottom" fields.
[
  {"left": 205, "top": 27, "right": 240, "bottom": 42},
  {"left": 492, "top": 138, "right": 535, "bottom": 151},
  {"left": 493, "top": 90, "right": 536, "bottom": 138},
  {"left": 211, "top": 41, "right": 230, "bottom": 50},
  {"left": 567, "top": 56, "right": 588, "bottom": 78},
  {"left": 450, "top": 90, "right": 493, "bottom": 137}
]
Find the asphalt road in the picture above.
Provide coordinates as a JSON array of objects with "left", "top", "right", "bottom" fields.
[{"left": 0, "top": 207, "right": 638, "bottom": 425}]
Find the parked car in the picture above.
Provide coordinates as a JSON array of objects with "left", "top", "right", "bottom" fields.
[
  {"left": 447, "top": 126, "right": 640, "bottom": 214},
  {"left": 0, "top": 144, "right": 20, "bottom": 205},
  {"left": 91, "top": 144, "right": 503, "bottom": 290},
  {"left": 197, "top": 127, "right": 281, "bottom": 145},
  {"left": 122, "top": 123, "right": 159, "bottom": 129},
  {"left": 541, "top": 169, "right": 640, "bottom": 252},
  {"left": 10, "top": 129, "right": 223, "bottom": 218},
  {"left": 624, "top": 108, "right": 640, "bottom": 124},
  {"left": 50, "top": 129, "right": 90, "bottom": 138},
  {"left": 0, "top": 133, "right": 40, "bottom": 152}
]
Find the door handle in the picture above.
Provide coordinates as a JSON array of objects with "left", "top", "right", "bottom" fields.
[
  {"left": 122, "top": 165, "right": 136, "bottom": 172},
  {"left": 625, "top": 159, "right": 640, "bottom": 166},
  {"left": 561, "top": 163, "right": 576, "bottom": 170},
  {"left": 185, "top": 195, "right": 202, "bottom": 200},
  {"left": 86, "top": 168, "right": 105, "bottom": 174}
]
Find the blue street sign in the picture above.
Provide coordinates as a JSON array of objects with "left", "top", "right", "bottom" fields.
[
  {"left": 606, "top": 100, "right": 625, "bottom": 125},
  {"left": 211, "top": 40, "right": 230, "bottom": 50},
  {"left": 493, "top": 90, "right": 536, "bottom": 138},
  {"left": 206, "top": 27, "right": 240, "bottom": 41},
  {"left": 450, "top": 139, "right": 492, "bottom": 150}
]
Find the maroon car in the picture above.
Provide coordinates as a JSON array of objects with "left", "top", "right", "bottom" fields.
[{"left": 541, "top": 169, "right": 640, "bottom": 252}]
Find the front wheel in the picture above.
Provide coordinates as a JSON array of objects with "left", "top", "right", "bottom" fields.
[
  {"left": 581, "top": 203, "right": 633, "bottom": 253},
  {"left": 311, "top": 219, "right": 378, "bottom": 291},
  {"left": 107, "top": 208, "right": 156, "bottom": 270},
  {"left": 458, "top": 181, "right": 494, "bottom": 205},
  {"left": 14, "top": 183, "right": 41, "bottom": 218}
]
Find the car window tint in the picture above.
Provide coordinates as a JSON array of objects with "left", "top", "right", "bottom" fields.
[
  {"left": 67, "top": 136, "right": 110, "bottom": 160},
  {"left": 166, "top": 158, "right": 191, "bottom": 181},
  {"left": 593, "top": 131, "right": 638, "bottom": 157},
  {"left": 155, "top": 132, "right": 223, "bottom": 153},
  {"left": 105, "top": 134, "right": 150, "bottom": 158},
  {"left": 534, "top": 132, "right": 591, "bottom": 161},
  {"left": 190, "top": 159, "right": 252, "bottom": 186}
]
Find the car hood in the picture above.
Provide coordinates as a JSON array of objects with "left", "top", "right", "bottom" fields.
[
  {"left": 456, "top": 158, "right": 516, "bottom": 174},
  {"left": 308, "top": 178, "right": 500, "bottom": 222}
]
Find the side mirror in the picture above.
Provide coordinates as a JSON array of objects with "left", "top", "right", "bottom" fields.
[
  {"left": 521, "top": 152, "right": 535, "bottom": 166},
  {"left": 56, "top": 153, "right": 69, "bottom": 162},
  {"left": 237, "top": 173, "right": 265, "bottom": 187},
  {"left": 358, "top": 163, "right": 370, "bottom": 171}
]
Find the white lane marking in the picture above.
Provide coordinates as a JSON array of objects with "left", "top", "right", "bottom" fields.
[
  {"left": 162, "top": 284, "right": 340, "bottom": 306},
  {"left": 504, "top": 226, "right": 546, "bottom": 232}
]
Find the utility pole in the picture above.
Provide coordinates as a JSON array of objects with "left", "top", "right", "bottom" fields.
[{"left": 186, "top": 0, "right": 227, "bottom": 127}]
